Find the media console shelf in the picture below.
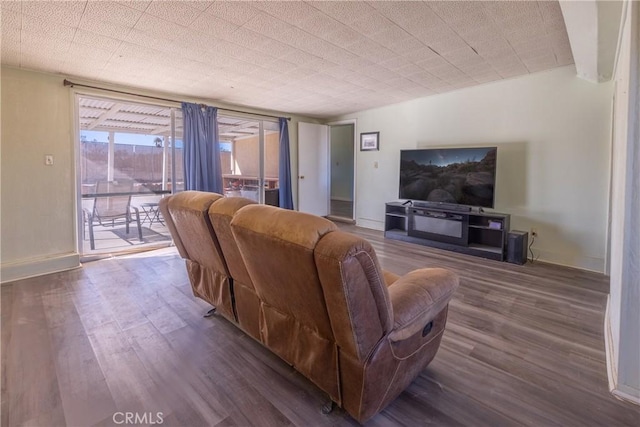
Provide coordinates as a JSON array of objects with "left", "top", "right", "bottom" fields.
[{"left": 384, "top": 202, "right": 510, "bottom": 261}]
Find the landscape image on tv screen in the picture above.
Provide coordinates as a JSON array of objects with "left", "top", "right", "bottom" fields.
[{"left": 399, "top": 147, "right": 497, "bottom": 208}]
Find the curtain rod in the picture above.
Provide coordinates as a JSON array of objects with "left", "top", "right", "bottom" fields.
[{"left": 63, "top": 79, "right": 291, "bottom": 121}]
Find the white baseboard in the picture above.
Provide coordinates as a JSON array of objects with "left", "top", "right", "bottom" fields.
[
  {"left": 604, "top": 295, "right": 618, "bottom": 391},
  {"left": 1, "top": 252, "right": 81, "bottom": 284},
  {"left": 534, "top": 248, "right": 605, "bottom": 273},
  {"left": 613, "top": 385, "right": 640, "bottom": 405},
  {"left": 357, "top": 218, "right": 384, "bottom": 230}
]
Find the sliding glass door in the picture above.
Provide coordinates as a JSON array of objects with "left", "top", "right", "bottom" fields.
[
  {"left": 218, "top": 114, "right": 280, "bottom": 205},
  {"left": 76, "top": 94, "right": 183, "bottom": 257},
  {"left": 76, "top": 96, "right": 279, "bottom": 258}
]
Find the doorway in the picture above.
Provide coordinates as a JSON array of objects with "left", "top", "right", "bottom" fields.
[{"left": 329, "top": 123, "right": 355, "bottom": 220}]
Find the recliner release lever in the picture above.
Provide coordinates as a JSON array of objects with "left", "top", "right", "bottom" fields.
[{"left": 422, "top": 321, "right": 433, "bottom": 337}]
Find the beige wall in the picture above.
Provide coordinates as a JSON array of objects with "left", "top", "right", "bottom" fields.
[
  {"left": 1, "top": 66, "right": 311, "bottom": 281},
  {"left": 264, "top": 131, "right": 279, "bottom": 178},
  {"left": 220, "top": 151, "right": 232, "bottom": 175},
  {"left": 1, "top": 67, "right": 78, "bottom": 278},
  {"left": 233, "top": 132, "right": 279, "bottom": 178},
  {"left": 332, "top": 66, "right": 614, "bottom": 272}
]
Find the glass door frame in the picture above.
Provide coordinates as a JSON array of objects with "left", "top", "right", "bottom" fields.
[
  {"left": 72, "top": 91, "right": 182, "bottom": 260},
  {"left": 219, "top": 112, "right": 279, "bottom": 205}
]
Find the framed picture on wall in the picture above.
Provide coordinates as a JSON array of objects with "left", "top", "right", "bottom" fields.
[{"left": 360, "top": 132, "right": 379, "bottom": 151}]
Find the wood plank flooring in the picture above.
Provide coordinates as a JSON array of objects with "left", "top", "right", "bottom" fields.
[{"left": 2, "top": 225, "right": 639, "bottom": 426}]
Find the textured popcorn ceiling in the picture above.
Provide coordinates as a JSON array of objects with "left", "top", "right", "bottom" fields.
[{"left": 0, "top": 1, "right": 574, "bottom": 118}]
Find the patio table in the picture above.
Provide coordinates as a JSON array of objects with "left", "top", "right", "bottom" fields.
[{"left": 139, "top": 202, "right": 164, "bottom": 227}]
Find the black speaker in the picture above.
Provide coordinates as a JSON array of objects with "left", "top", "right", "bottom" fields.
[
  {"left": 265, "top": 188, "right": 279, "bottom": 207},
  {"left": 507, "top": 230, "right": 528, "bottom": 264}
]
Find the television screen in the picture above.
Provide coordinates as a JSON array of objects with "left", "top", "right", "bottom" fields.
[{"left": 399, "top": 147, "right": 497, "bottom": 208}]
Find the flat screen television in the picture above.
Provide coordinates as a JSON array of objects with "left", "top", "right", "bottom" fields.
[{"left": 399, "top": 147, "right": 497, "bottom": 208}]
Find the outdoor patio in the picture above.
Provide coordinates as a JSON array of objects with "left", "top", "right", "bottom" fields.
[{"left": 81, "top": 195, "right": 172, "bottom": 255}]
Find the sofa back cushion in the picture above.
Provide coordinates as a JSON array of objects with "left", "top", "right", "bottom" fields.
[
  {"left": 231, "top": 205, "right": 341, "bottom": 401},
  {"left": 208, "top": 197, "right": 257, "bottom": 288},
  {"left": 159, "top": 196, "right": 188, "bottom": 259},
  {"left": 231, "top": 205, "right": 337, "bottom": 337},
  {"left": 164, "top": 191, "right": 227, "bottom": 274},
  {"left": 208, "top": 196, "right": 261, "bottom": 339}
]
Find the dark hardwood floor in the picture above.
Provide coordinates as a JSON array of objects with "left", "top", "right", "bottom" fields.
[{"left": 2, "top": 225, "right": 639, "bottom": 426}]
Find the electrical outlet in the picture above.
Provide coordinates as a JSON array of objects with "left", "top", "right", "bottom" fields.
[
  {"left": 45, "top": 155, "right": 54, "bottom": 166},
  {"left": 530, "top": 227, "right": 538, "bottom": 237}
]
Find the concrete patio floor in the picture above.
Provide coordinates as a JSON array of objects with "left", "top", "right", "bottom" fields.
[{"left": 81, "top": 217, "right": 172, "bottom": 256}]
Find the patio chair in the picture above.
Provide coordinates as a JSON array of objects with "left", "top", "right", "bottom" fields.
[{"left": 85, "top": 180, "right": 142, "bottom": 250}]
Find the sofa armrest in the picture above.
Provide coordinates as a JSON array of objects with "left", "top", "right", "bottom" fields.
[{"left": 387, "top": 268, "right": 458, "bottom": 342}]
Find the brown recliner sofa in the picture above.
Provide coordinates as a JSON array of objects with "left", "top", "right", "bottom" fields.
[
  {"left": 207, "top": 196, "right": 261, "bottom": 340},
  {"left": 160, "top": 192, "right": 261, "bottom": 337},
  {"left": 160, "top": 191, "right": 459, "bottom": 423},
  {"left": 159, "top": 191, "right": 237, "bottom": 322}
]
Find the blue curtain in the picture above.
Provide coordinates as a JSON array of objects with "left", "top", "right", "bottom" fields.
[
  {"left": 181, "top": 102, "right": 223, "bottom": 193},
  {"left": 278, "top": 117, "right": 294, "bottom": 209}
]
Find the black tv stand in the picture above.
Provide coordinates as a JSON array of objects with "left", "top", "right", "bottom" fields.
[{"left": 384, "top": 202, "right": 510, "bottom": 261}]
